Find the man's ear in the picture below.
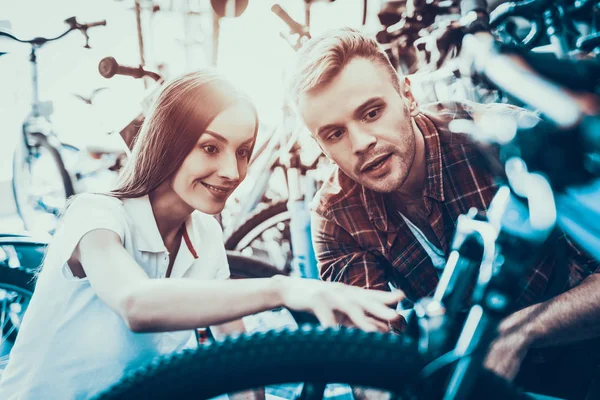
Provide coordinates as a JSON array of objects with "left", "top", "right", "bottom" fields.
[{"left": 402, "top": 76, "right": 419, "bottom": 117}]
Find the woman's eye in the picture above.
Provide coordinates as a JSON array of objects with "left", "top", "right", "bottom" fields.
[
  {"left": 202, "top": 145, "right": 218, "bottom": 154},
  {"left": 363, "top": 108, "right": 381, "bottom": 122},
  {"left": 237, "top": 148, "right": 250, "bottom": 159}
]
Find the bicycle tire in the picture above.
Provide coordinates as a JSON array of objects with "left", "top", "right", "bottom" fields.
[
  {"left": 225, "top": 201, "right": 289, "bottom": 251},
  {"left": 93, "top": 327, "right": 531, "bottom": 400},
  {"left": 12, "top": 132, "right": 75, "bottom": 230},
  {"left": 227, "top": 251, "right": 287, "bottom": 279}
]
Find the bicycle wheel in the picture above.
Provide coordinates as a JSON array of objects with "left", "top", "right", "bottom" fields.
[
  {"left": 225, "top": 201, "right": 292, "bottom": 273},
  {"left": 94, "top": 327, "right": 531, "bottom": 400},
  {"left": 12, "top": 132, "right": 75, "bottom": 233},
  {"left": 0, "top": 266, "right": 35, "bottom": 370}
]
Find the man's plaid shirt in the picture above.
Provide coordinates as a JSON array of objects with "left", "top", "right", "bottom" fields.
[{"left": 311, "top": 102, "right": 599, "bottom": 310}]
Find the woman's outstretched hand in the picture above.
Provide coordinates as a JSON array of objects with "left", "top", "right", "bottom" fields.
[{"left": 274, "top": 276, "right": 404, "bottom": 332}]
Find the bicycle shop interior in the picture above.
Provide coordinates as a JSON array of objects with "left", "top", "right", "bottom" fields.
[{"left": 1, "top": 0, "right": 599, "bottom": 399}]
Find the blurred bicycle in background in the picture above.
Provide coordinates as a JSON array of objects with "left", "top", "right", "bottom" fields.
[{"left": 0, "top": 17, "right": 125, "bottom": 235}]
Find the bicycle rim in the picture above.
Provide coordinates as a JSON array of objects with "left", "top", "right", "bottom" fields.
[
  {"left": 12, "top": 134, "right": 75, "bottom": 233},
  {"left": 235, "top": 211, "right": 290, "bottom": 250},
  {"left": 225, "top": 202, "right": 292, "bottom": 272}
]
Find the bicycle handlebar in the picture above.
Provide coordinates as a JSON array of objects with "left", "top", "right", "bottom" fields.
[
  {"left": 0, "top": 16, "right": 105, "bottom": 48},
  {"left": 98, "top": 57, "right": 162, "bottom": 82},
  {"left": 0, "top": 30, "right": 22, "bottom": 43},
  {"left": 64, "top": 16, "right": 107, "bottom": 30},
  {"left": 83, "top": 20, "right": 107, "bottom": 29},
  {"left": 271, "top": 4, "right": 310, "bottom": 39}
]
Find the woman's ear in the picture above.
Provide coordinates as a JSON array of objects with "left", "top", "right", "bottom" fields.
[{"left": 402, "top": 76, "right": 419, "bottom": 117}]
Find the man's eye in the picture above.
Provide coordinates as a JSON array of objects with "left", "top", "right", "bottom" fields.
[
  {"left": 202, "top": 145, "right": 218, "bottom": 154},
  {"left": 327, "top": 129, "right": 345, "bottom": 141},
  {"left": 363, "top": 108, "right": 381, "bottom": 122}
]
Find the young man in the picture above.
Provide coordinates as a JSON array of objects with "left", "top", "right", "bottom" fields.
[{"left": 286, "top": 27, "right": 600, "bottom": 398}]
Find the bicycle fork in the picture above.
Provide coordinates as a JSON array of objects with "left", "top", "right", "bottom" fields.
[{"left": 286, "top": 165, "right": 319, "bottom": 280}]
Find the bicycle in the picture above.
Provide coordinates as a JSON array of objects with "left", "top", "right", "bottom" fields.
[
  {"left": 221, "top": 3, "right": 337, "bottom": 281},
  {"left": 0, "top": 17, "right": 125, "bottom": 234},
  {"left": 93, "top": 15, "right": 600, "bottom": 400}
]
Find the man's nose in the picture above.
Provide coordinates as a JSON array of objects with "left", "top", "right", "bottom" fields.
[{"left": 349, "top": 127, "right": 377, "bottom": 155}]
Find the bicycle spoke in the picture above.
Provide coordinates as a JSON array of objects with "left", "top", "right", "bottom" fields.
[
  {"left": 1, "top": 322, "right": 18, "bottom": 344},
  {"left": 0, "top": 294, "right": 8, "bottom": 334},
  {"left": 0, "top": 291, "right": 28, "bottom": 346}
]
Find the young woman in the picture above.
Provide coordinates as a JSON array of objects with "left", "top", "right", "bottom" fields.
[{"left": 0, "top": 70, "right": 402, "bottom": 399}]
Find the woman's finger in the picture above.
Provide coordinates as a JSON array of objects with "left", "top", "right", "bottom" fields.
[
  {"left": 312, "top": 307, "right": 337, "bottom": 328},
  {"left": 364, "top": 288, "right": 405, "bottom": 305},
  {"left": 366, "top": 316, "right": 391, "bottom": 332},
  {"left": 355, "top": 297, "right": 400, "bottom": 322},
  {"left": 337, "top": 304, "right": 379, "bottom": 332},
  {"left": 334, "top": 312, "right": 389, "bottom": 332}
]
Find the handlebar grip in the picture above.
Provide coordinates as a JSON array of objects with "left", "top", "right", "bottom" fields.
[
  {"left": 98, "top": 57, "right": 143, "bottom": 79},
  {"left": 98, "top": 57, "right": 162, "bottom": 82},
  {"left": 271, "top": 4, "right": 306, "bottom": 37},
  {"left": 85, "top": 20, "right": 107, "bottom": 29}
]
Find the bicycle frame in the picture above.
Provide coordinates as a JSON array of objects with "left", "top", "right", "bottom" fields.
[
  {"left": 224, "top": 126, "right": 286, "bottom": 234},
  {"left": 405, "top": 158, "right": 557, "bottom": 400},
  {"left": 224, "top": 120, "right": 324, "bottom": 280}
]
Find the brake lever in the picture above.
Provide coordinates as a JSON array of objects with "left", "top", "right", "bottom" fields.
[{"left": 80, "top": 29, "right": 91, "bottom": 49}]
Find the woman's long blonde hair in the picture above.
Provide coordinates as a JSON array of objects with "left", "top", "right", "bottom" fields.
[{"left": 111, "top": 69, "right": 259, "bottom": 199}]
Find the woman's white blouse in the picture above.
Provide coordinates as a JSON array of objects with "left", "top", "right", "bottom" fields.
[{"left": 0, "top": 193, "right": 230, "bottom": 399}]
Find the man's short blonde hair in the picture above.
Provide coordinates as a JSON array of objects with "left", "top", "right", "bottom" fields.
[{"left": 287, "top": 27, "right": 401, "bottom": 107}]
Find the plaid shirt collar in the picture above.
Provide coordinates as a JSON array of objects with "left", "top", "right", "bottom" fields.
[{"left": 360, "top": 113, "right": 445, "bottom": 233}]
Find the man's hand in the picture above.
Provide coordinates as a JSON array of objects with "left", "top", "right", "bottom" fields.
[{"left": 484, "top": 329, "right": 532, "bottom": 381}]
